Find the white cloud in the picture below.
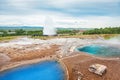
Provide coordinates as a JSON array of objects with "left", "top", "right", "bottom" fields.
[
  {"left": 0, "top": 0, "right": 120, "bottom": 28},
  {"left": 0, "top": 14, "right": 119, "bottom": 28},
  {"left": 7, "top": 0, "right": 120, "bottom": 9}
]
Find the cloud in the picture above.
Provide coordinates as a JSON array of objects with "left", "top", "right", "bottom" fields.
[
  {"left": 0, "top": 15, "right": 120, "bottom": 28},
  {"left": 0, "top": 0, "right": 120, "bottom": 28},
  {"left": 0, "top": 0, "right": 120, "bottom": 16}
]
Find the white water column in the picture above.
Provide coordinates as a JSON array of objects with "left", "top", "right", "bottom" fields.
[{"left": 43, "top": 17, "right": 57, "bottom": 36}]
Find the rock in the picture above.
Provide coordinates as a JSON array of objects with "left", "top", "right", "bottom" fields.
[
  {"left": 72, "top": 68, "right": 83, "bottom": 80},
  {"left": 69, "top": 46, "right": 76, "bottom": 52},
  {"left": 77, "top": 76, "right": 82, "bottom": 80},
  {"left": 77, "top": 71, "right": 83, "bottom": 80},
  {"left": 88, "top": 64, "right": 107, "bottom": 76}
]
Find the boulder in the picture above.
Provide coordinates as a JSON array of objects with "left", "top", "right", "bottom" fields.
[{"left": 88, "top": 64, "right": 107, "bottom": 76}]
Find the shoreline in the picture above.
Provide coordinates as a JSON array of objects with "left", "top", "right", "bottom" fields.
[
  {"left": 62, "top": 52, "right": 120, "bottom": 80},
  {"left": 0, "top": 50, "right": 120, "bottom": 80},
  {"left": 0, "top": 37, "right": 120, "bottom": 80},
  {"left": 59, "top": 59, "right": 69, "bottom": 80},
  {"left": 1, "top": 51, "right": 119, "bottom": 80},
  {"left": 0, "top": 56, "right": 55, "bottom": 72},
  {"left": 0, "top": 55, "right": 69, "bottom": 80}
]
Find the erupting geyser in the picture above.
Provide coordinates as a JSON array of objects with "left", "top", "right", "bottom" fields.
[{"left": 43, "top": 17, "right": 57, "bottom": 36}]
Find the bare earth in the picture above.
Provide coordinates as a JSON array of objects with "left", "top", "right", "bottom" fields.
[
  {"left": 0, "top": 44, "right": 59, "bottom": 71},
  {"left": 0, "top": 37, "right": 120, "bottom": 80},
  {"left": 62, "top": 52, "right": 120, "bottom": 80}
]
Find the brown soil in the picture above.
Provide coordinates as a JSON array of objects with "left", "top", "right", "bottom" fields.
[
  {"left": 62, "top": 52, "right": 120, "bottom": 80},
  {"left": 0, "top": 43, "right": 120, "bottom": 80},
  {"left": 0, "top": 44, "right": 59, "bottom": 71},
  {"left": 0, "top": 45, "right": 59, "bottom": 62},
  {"left": 11, "top": 45, "right": 59, "bottom": 61}
]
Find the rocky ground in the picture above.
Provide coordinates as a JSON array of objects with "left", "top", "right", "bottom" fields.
[
  {"left": 62, "top": 52, "right": 120, "bottom": 80},
  {"left": 0, "top": 37, "right": 120, "bottom": 80},
  {"left": 0, "top": 37, "right": 97, "bottom": 63}
]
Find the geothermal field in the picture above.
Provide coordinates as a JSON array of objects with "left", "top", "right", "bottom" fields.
[
  {"left": 0, "top": 0, "right": 120, "bottom": 80},
  {"left": 0, "top": 36, "right": 120, "bottom": 80}
]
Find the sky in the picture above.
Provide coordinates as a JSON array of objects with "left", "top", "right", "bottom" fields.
[{"left": 0, "top": 0, "right": 120, "bottom": 28}]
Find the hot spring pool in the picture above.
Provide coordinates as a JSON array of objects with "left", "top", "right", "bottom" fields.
[
  {"left": 0, "top": 60, "right": 65, "bottom": 80},
  {"left": 77, "top": 44, "right": 120, "bottom": 57}
]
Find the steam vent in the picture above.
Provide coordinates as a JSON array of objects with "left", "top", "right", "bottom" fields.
[{"left": 43, "top": 17, "right": 57, "bottom": 36}]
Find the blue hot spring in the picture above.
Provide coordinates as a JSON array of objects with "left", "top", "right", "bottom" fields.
[
  {"left": 77, "top": 44, "right": 120, "bottom": 57},
  {"left": 0, "top": 60, "right": 65, "bottom": 80}
]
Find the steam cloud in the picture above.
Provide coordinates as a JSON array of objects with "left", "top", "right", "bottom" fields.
[{"left": 43, "top": 17, "right": 57, "bottom": 36}]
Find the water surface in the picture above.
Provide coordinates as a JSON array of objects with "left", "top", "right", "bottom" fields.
[
  {"left": 77, "top": 44, "right": 120, "bottom": 57},
  {"left": 0, "top": 60, "right": 65, "bottom": 80}
]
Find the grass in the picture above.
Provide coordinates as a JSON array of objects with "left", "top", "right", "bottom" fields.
[
  {"left": 99, "top": 34, "right": 120, "bottom": 39},
  {"left": 32, "top": 34, "right": 120, "bottom": 40},
  {"left": 0, "top": 36, "right": 19, "bottom": 42}
]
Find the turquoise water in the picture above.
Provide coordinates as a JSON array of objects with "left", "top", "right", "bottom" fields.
[
  {"left": 77, "top": 44, "right": 120, "bottom": 57},
  {"left": 0, "top": 60, "right": 65, "bottom": 80}
]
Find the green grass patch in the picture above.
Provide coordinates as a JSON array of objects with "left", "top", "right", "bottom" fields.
[
  {"left": 99, "top": 34, "right": 120, "bottom": 39},
  {"left": 0, "top": 36, "right": 19, "bottom": 42}
]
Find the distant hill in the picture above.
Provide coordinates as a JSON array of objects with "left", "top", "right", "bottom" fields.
[
  {"left": 57, "top": 27, "right": 92, "bottom": 30},
  {"left": 0, "top": 26, "right": 43, "bottom": 31},
  {"left": 0, "top": 26, "right": 92, "bottom": 31}
]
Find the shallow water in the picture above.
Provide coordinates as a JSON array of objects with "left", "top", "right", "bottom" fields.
[
  {"left": 77, "top": 44, "right": 120, "bottom": 57},
  {"left": 0, "top": 60, "right": 65, "bottom": 80}
]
